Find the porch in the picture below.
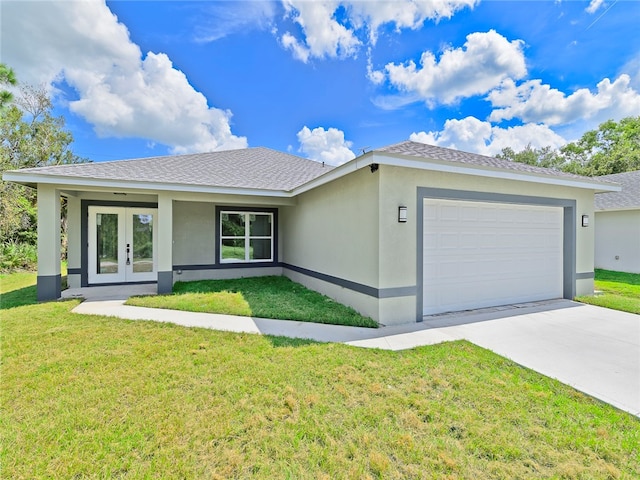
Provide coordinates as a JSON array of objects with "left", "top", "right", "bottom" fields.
[{"left": 62, "top": 283, "right": 158, "bottom": 301}]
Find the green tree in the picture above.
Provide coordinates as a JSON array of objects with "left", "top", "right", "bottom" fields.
[
  {"left": 496, "top": 144, "right": 564, "bottom": 170},
  {"left": 560, "top": 116, "right": 640, "bottom": 176},
  {"left": 1, "top": 77, "right": 86, "bottom": 245},
  {"left": 0, "top": 64, "right": 17, "bottom": 109},
  {"left": 498, "top": 117, "right": 640, "bottom": 176}
]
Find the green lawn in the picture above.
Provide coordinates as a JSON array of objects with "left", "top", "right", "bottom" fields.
[
  {"left": 2, "top": 272, "right": 640, "bottom": 478},
  {"left": 126, "top": 276, "right": 378, "bottom": 328},
  {"left": 0, "top": 264, "right": 67, "bottom": 309},
  {"left": 576, "top": 269, "right": 640, "bottom": 314}
]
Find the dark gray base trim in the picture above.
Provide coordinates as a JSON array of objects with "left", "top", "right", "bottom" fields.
[
  {"left": 282, "top": 263, "right": 415, "bottom": 299},
  {"left": 379, "top": 286, "right": 417, "bottom": 298},
  {"left": 37, "top": 274, "right": 61, "bottom": 301},
  {"left": 158, "top": 271, "right": 173, "bottom": 294},
  {"left": 576, "top": 272, "right": 595, "bottom": 280},
  {"left": 67, "top": 268, "right": 82, "bottom": 275},
  {"left": 173, "top": 262, "right": 280, "bottom": 271}
]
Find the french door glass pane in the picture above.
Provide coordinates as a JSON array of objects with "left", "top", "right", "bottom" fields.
[
  {"left": 132, "top": 214, "right": 153, "bottom": 273},
  {"left": 96, "top": 213, "right": 118, "bottom": 274}
]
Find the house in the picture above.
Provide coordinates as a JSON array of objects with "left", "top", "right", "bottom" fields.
[
  {"left": 594, "top": 170, "right": 640, "bottom": 274},
  {"left": 3, "top": 141, "right": 619, "bottom": 325}
]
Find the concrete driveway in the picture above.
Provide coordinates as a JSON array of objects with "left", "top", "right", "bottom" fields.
[{"left": 69, "top": 289, "right": 639, "bottom": 417}]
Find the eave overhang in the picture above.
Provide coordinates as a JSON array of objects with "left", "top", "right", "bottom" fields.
[
  {"left": 291, "top": 151, "right": 621, "bottom": 195},
  {"left": 4, "top": 150, "right": 621, "bottom": 199},
  {"left": 2, "top": 171, "right": 292, "bottom": 198}
]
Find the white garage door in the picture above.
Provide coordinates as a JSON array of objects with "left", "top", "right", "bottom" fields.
[{"left": 423, "top": 199, "right": 563, "bottom": 316}]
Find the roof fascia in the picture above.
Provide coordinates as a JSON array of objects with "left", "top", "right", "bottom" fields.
[
  {"left": 2, "top": 171, "right": 292, "bottom": 198},
  {"left": 291, "top": 151, "right": 621, "bottom": 195},
  {"left": 372, "top": 152, "right": 621, "bottom": 193},
  {"left": 291, "top": 152, "right": 374, "bottom": 195},
  {"left": 595, "top": 206, "right": 640, "bottom": 212}
]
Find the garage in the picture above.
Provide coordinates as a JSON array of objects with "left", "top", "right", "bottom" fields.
[{"left": 423, "top": 198, "right": 564, "bottom": 315}]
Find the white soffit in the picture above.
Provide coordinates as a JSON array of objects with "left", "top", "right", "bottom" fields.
[{"left": 1, "top": 171, "right": 292, "bottom": 198}]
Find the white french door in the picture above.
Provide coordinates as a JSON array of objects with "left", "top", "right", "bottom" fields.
[{"left": 88, "top": 206, "right": 158, "bottom": 284}]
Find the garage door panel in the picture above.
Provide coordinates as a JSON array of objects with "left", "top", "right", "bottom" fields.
[
  {"left": 423, "top": 199, "right": 563, "bottom": 316},
  {"left": 441, "top": 205, "right": 460, "bottom": 221},
  {"left": 460, "top": 206, "right": 478, "bottom": 221}
]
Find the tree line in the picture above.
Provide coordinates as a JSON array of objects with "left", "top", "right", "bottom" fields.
[
  {"left": 496, "top": 116, "right": 640, "bottom": 176},
  {"left": 1, "top": 64, "right": 85, "bottom": 270}
]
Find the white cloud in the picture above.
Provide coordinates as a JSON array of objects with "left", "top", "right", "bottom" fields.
[
  {"left": 1, "top": 0, "right": 247, "bottom": 155},
  {"left": 281, "top": 32, "right": 312, "bottom": 63},
  {"left": 376, "top": 30, "right": 527, "bottom": 106},
  {"left": 297, "top": 126, "right": 356, "bottom": 166},
  {"left": 281, "top": 0, "right": 361, "bottom": 63},
  {"left": 349, "top": 0, "right": 478, "bottom": 43},
  {"left": 194, "top": 1, "right": 276, "bottom": 43},
  {"left": 366, "top": 47, "right": 385, "bottom": 85},
  {"left": 488, "top": 74, "right": 640, "bottom": 126},
  {"left": 410, "top": 116, "right": 567, "bottom": 156},
  {"left": 586, "top": 0, "right": 606, "bottom": 14},
  {"left": 279, "top": 0, "right": 477, "bottom": 62},
  {"left": 621, "top": 54, "right": 640, "bottom": 90}
]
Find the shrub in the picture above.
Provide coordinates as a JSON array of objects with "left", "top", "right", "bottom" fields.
[{"left": 0, "top": 242, "right": 37, "bottom": 272}]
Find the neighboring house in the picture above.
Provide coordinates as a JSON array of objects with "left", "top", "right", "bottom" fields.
[
  {"left": 3, "top": 141, "right": 619, "bottom": 325},
  {"left": 594, "top": 170, "right": 640, "bottom": 274}
]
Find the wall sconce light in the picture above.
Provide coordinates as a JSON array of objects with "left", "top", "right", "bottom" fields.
[
  {"left": 398, "top": 206, "right": 408, "bottom": 223},
  {"left": 581, "top": 215, "right": 589, "bottom": 227}
]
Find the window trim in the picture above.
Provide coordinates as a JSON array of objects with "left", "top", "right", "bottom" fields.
[{"left": 216, "top": 207, "right": 277, "bottom": 265}]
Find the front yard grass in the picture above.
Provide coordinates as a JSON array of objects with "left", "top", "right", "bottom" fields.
[
  {"left": 576, "top": 269, "right": 640, "bottom": 314},
  {"left": 2, "top": 272, "right": 640, "bottom": 478},
  {"left": 126, "top": 276, "right": 378, "bottom": 328},
  {"left": 0, "top": 270, "right": 37, "bottom": 309}
]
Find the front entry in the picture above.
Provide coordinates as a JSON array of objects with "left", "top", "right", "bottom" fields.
[{"left": 88, "top": 206, "right": 158, "bottom": 284}]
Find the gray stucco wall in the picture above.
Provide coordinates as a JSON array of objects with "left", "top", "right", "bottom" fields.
[
  {"left": 280, "top": 167, "right": 384, "bottom": 321},
  {"left": 281, "top": 167, "right": 381, "bottom": 287},
  {"left": 172, "top": 201, "right": 216, "bottom": 266},
  {"left": 595, "top": 210, "right": 640, "bottom": 273},
  {"left": 281, "top": 162, "right": 597, "bottom": 325}
]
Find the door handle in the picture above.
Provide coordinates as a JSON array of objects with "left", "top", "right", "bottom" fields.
[{"left": 126, "top": 243, "right": 131, "bottom": 265}]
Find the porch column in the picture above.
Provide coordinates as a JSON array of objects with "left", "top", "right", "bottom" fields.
[
  {"left": 37, "top": 184, "right": 61, "bottom": 301},
  {"left": 157, "top": 193, "right": 173, "bottom": 293},
  {"left": 65, "top": 195, "right": 81, "bottom": 288}
]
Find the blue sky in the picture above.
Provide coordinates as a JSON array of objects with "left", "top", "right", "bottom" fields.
[{"left": 2, "top": 0, "right": 639, "bottom": 165}]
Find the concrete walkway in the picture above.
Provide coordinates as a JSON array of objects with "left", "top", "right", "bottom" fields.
[{"left": 64, "top": 286, "right": 640, "bottom": 417}]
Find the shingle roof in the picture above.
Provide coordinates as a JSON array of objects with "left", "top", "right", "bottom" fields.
[
  {"left": 594, "top": 170, "right": 640, "bottom": 210},
  {"left": 11, "top": 147, "right": 332, "bottom": 191},
  {"left": 7, "top": 141, "right": 619, "bottom": 194},
  {"left": 376, "top": 141, "right": 616, "bottom": 185}
]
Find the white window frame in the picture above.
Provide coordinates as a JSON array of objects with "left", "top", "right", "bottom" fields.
[{"left": 219, "top": 211, "right": 274, "bottom": 263}]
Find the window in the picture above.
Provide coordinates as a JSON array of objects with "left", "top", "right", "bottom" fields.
[{"left": 220, "top": 211, "right": 273, "bottom": 263}]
